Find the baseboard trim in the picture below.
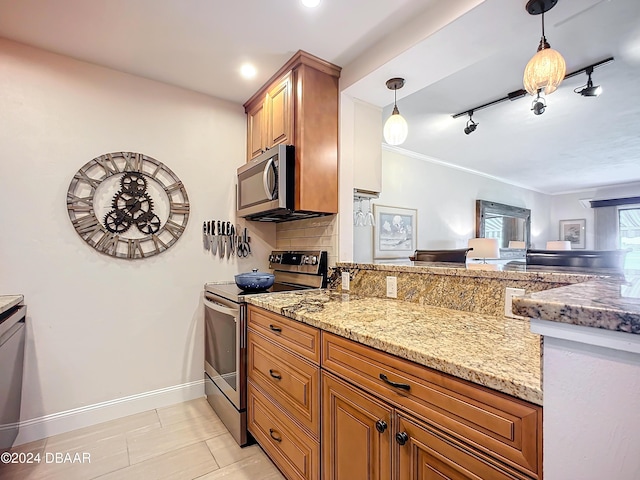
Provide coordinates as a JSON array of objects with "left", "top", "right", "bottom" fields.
[{"left": 10, "top": 379, "right": 205, "bottom": 446}]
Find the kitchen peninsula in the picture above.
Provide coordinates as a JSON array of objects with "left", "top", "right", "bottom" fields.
[
  {"left": 513, "top": 272, "right": 640, "bottom": 479},
  {"left": 244, "top": 261, "right": 640, "bottom": 479}
]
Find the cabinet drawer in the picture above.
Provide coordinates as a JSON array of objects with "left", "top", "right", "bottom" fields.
[
  {"left": 248, "top": 306, "right": 320, "bottom": 363},
  {"left": 248, "top": 329, "right": 320, "bottom": 437},
  {"left": 322, "top": 333, "right": 541, "bottom": 479},
  {"left": 248, "top": 381, "right": 320, "bottom": 480},
  {"left": 397, "top": 412, "right": 528, "bottom": 480}
]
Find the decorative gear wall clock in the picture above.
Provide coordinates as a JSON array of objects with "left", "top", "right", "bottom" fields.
[{"left": 67, "top": 152, "right": 190, "bottom": 259}]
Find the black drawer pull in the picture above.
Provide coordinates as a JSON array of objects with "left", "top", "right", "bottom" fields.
[
  {"left": 375, "top": 420, "right": 387, "bottom": 433},
  {"left": 379, "top": 373, "right": 411, "bottom": 391},
  {"left": 396, "top": 432, "right": 409, "bottom": 445},
  {"left": 269, "top": 428, "right": 282, "bottom": 442},
  {"left": 269, "top": 324, "right": 282, "bottom": 333},
  {"left": 269, "top": 369, "right": 282, "bottom": 380}
]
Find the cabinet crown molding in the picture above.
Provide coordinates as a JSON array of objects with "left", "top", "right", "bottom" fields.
[{"left": 243, "top": 50, "right": 341, "bottom": 109}]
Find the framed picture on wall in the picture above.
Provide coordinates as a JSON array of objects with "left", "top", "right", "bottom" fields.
[
  {"left": 373, "top": 205, "right": 417, "bottom": 258},
  {"left": 559, "top": 218, "right": 586, "bottom": 249}
]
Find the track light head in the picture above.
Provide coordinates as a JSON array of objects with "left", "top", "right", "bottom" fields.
[
  {"left": 464, "top": 112, "right": 478, "bottom": 135},
  {"left": 531, "top": 92, "right": 546, "bottom": 115},
  {"left": 575, "top": 67, "right": 602, "bottom": 97}
]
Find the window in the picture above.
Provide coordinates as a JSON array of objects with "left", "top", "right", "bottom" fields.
[{"left": 618, "top": 205, "right": 640, "bottom": 269}]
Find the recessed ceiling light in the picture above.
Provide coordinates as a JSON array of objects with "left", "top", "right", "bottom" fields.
[
  {"left": 240, "top": 63, "right": 256, "bottom": 79},
  {"left": 301, "top": 0, "right": 321, "bottom": 8}
]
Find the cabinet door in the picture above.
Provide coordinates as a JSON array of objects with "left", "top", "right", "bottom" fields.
[
  {"left": 322, "top": 372, "right": 392, "bottom": 480},
  {"left": 396, "top": 413, "right": 520, "bottom": 480},
  {"left": 267, "top": 72, "right": 292, "bottom": 148},
  {"left": 247, "top": 99, "right": 266, "bottom": 160}
]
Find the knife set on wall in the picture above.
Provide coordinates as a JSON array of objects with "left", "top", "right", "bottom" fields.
[{"left": 202, "top": 220, "right": 251, "bottom": 258}]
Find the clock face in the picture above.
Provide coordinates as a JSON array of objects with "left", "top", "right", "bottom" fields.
[{"left": 67, "top": 152, "right": 190, "bottom": 259}]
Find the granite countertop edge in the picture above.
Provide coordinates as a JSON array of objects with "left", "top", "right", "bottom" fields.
[
  {"left": 246, "top": 291, "right": 543, "bottom": 406},
  {"left": 513, "top": 277, "right": 640, "bottom": 334}
]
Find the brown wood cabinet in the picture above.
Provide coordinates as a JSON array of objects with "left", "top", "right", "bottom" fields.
[
  {"left": 247, "top": 306, "right": 542, "bottom": 480},
  {"left": 247, "top": 305, "right": 321, "bottom": 480},
  {"left": 396, "top": 413, "right": 522, "bottom": 480},
  {"left": 243, "top": 50, "right": 341, "bottom": 214},
  {"left": 322, "top": 332, "right": 542, "bottom": 479},
  {"left": 322, "top": 332, "right": 542, "bottom": 480},
  {"left": 322, "top": 372, "right": 392, "bottom": 480}
]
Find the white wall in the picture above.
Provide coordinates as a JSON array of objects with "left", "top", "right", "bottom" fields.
[
  {"left": 550, "top": 190, "right": 597, "bottom": 249},
  {"left": 353, "top": 148, "right": 551, "bottom": 261},
  {"left": 0, "top": 39, "right": 275, "bottom": 440},
  {"left": 550, "top": 181, "right": 640, "bottom": 251},
  {"left": 531, "top": 323, "right": 640, "bottom": 479}
]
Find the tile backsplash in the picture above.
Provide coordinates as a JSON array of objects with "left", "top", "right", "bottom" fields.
[{"left": 275, "top": 215, "right": 338, "bottom": 266}]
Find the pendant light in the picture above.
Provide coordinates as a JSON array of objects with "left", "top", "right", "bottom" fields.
[
  {"left": 523, "top": 0, "right": 566, "bottom": 96},
  {"left": 383, "top": 78, "right": 408, "bottom": 145}
]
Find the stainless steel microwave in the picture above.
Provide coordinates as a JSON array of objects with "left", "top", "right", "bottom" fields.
[{"left": 237, "top": 145, "right": 295, "bottom": 221}]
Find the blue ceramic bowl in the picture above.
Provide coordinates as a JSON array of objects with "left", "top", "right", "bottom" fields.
[{"left": 235, "top": 269, "right": 275, "bottom": 291}]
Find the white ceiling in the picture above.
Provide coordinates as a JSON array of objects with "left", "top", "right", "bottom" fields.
[{"left": 0, "top": 0, "right": 639, "bottom": 194}]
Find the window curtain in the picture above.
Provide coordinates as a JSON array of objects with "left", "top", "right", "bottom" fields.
[{"left": 593, "top": 206, "right": 618, "bottom": 250}]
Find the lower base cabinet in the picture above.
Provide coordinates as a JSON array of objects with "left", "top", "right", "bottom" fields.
[
  {"left": 396, "top": 413, "right": 524, "bottom": 480},
  {"left": 247, "top": 307, "right": 541, "bottom": 480},
  {"left": 322, "top": 372, "right": 392, "bottom": 479},
  {"left": 323, "top": 372, "right": 526, "bottom": 480},
  {"left": 248, "top": 381, "right": 320, "bottom": 480}
]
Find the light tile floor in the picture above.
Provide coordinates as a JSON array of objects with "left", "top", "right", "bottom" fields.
[{"left": 0, "top": 398, "right": 286, "bottom": 480}]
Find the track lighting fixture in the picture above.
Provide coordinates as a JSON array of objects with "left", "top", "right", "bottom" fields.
[
  {"left": 383, "top": 78, "right": 408, "bottom": 145},
  {"left": 452, "top": 57, "right": 614, "bottom": 123},
  {"left": 531, "top": 91, "right": 546, "bottom": 115},
  {"left": 523, "top": 0, "right": 566, "bottom": 96},
  {"left": 574, "top": 66, "right": 602, "bottom": 97},
  {"left": 464, "top": 111, "right": 478, "bottom": 135}
]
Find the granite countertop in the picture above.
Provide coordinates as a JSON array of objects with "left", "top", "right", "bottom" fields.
[
  {"left": 513, "top": 273, "right": 640, "bottom": 334},
  {"left": 338, "top": 260, "right": 620, "bottom": 284},
  {"left": 0, "top": 295, "right": 23, "bottom": 316},
  {"left": 247, "top": 290, "right": 542, "bottom": 405}
]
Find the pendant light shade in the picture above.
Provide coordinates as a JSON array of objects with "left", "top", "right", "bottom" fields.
[
  {"left": 383, "top": 106, "right": 408, "bottom": 145},
  {"left": 523, "top": 0, "right": 566, "bottom": 96},
  {"left": 523, "top": 46, "right": 566, "bottom": 95},
  {"left": 383, "top": 78, "right": 408, "bottom": 145}
]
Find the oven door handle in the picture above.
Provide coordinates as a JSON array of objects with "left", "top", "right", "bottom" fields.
[{"left": 203, "top": 297, "right": 238, "bottom": 319}]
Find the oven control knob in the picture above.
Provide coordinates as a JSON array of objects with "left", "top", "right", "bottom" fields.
[
  {"left": 301, "top": 255, "right": 310, "bottom": 265},
  {"left": 309, "top": 255, "right": 318, "bottom": 265}
]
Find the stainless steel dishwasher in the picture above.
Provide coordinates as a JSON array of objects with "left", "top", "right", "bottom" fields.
[{"left": 0, "top": 303, "right": 26, "bottom": 450}]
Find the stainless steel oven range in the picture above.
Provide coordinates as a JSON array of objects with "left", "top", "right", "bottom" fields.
[{"left": 203, "top": 250, "right": 327, "bottom": 446}]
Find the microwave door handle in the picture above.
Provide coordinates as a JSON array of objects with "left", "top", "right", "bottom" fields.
[
  {"left": 203, "top": 297, "right": 239, "bottom": 319},
  {"left": 262, "top": 158, "right": 276, "bottom": 200}
]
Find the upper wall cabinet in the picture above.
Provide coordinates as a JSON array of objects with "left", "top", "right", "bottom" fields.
[
  {"left": 353, "top": 100, "right": 383, "bottom": 194},
  {"left": 247, "top": 71, "right": 293, "bottom": 159},
  {"left": 244, "top": 51, "right": 341, "bottom": 214}
]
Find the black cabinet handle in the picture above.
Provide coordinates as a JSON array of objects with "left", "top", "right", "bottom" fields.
[
  {"left": 269, "top": 369, "right": 282, "bottom": 380},
  {"left": 269, "top": 324, "right": 282, "bottom": 333},
  {"left": 269, "top": 428, "right": 282, "bottom": 442},
  {"left": 379, "top": 373, "right": 411, "bottom": 391},
  {"left": 396, "top": 432, "right": 409, "bottom": 446},
  {"left": 375, "top": 420, "right": 387, "bottom": 433}
]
